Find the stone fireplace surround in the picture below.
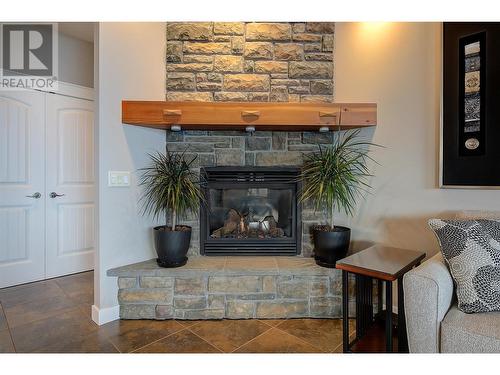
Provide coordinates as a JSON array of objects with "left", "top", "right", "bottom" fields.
[
  {"left": 107, "top": 22, "right": 359, "bottom": 320},
  {"left": 165, "top": 22, "right": 336, "bottom": 257}
]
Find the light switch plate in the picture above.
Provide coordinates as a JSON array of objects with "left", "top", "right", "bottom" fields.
[{"left": 108, "top": 171, "right": 130, "bottom": 187}]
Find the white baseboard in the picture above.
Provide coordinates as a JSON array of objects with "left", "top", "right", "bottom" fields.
[{"left": 91, "top": 304, "right": 119, "bottom": 325}]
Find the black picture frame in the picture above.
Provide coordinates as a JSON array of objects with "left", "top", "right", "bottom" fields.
[{"left": 442, "top": 23, "right": 500, "bottom": 187}]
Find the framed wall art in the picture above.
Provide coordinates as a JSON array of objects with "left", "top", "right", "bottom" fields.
[{"left": 442, "top": 23, "right": 500, "bottom": 187}]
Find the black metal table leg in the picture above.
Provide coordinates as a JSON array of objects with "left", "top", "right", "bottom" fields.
[
  {"left": 355, "top": 274, "right": 363, "bottom": 339},
  {"left": 398, "top": 276, "right": 408, "bottom": 352},
  {"left": 385, "top": 280, "right": 393, "bottom": 353},
  {"left": 367, "top": 277, "right": 373, "bottom": 323},
  {"left": 342, "top": 270, "right": 349, "bottom": 353},
  {"left": 377, "top": 279, "right": 383, "bottom": 316},
  {"left": 356, "top": 274, "right": 374, "bottom": 339}
]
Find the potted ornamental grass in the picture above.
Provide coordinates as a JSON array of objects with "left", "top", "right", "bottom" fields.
[
  {"left": 139, "top": 150, "right": 204, "bottom": 267},
  {"left": 299, "top": 129, "right": 378, "bottom": 267}
]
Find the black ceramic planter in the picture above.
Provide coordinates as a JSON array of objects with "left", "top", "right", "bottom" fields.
[
  {"left": 153, "top": 225, "right": 191, "bottom": 268},
  {"left": 312, "top": 226, "right": 351, "bottom": 268}
]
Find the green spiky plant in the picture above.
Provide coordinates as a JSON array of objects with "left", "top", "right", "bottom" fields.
[
  {"left": 299, "top": 129, "right": 378, "bottom": 230},
  {"left": 138, "top": 150, "right": 204, "bottom": 231}
]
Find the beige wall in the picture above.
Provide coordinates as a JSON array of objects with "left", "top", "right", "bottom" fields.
[
  {"left": 94, "top": 23, "right": 166, "bottom": 321},
  {"left": 334, "top": 22, "right": 500, "bottom": 258}
]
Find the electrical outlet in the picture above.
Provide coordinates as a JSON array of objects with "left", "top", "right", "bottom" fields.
[{"left": 108, "top": 171, "right": 130, "bottom": 187}]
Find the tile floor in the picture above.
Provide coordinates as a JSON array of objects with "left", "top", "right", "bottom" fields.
[{"left": 0, "top": 271, "right": 354, "bottom": 353}]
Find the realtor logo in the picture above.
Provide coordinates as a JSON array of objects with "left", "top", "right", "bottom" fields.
[{"left": 1, "top": 23, "right": 58, "bottom": 90}]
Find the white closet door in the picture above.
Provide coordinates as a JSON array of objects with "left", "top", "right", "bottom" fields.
[
  {"left": 0, "top": 91, "right": 46, "bottom": 288},
  {"left": 45, "top": 93, "right": 95, "bottom": 278}
]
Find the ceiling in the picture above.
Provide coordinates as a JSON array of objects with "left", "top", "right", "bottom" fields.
[{"left": 58, "top": 23, "right": 95, "bottom": 43}]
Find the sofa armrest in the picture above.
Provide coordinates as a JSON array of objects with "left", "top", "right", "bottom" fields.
[{"left": 403, "top": 253, "right": 454, "bottom": 353}]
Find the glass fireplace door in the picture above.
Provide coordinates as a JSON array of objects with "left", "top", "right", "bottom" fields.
[
  {"left": 200, "top": 167, "right": 301, "bottom": 256},
  {"left": 208, "top": 186, "right": 294, "bottom": 240}
]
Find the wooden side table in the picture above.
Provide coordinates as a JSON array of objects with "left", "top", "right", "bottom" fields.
[{"left": 336, "top": 245, "right": 426, "bottom": 353}]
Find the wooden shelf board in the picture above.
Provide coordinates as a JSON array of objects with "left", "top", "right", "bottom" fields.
[{"left": 122, "top": 101, "right": 377, "bottom": 131}]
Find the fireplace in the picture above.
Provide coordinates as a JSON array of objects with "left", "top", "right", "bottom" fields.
[{"left": 200, "top": 167, "right": 301, "bottom": 256}]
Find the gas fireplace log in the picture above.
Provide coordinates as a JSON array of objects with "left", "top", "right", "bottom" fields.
[
  {"left": 211, "top": 209, "right": 286, "bottom": 239},
  {"left": 211, "top": 208, "right": 244, "bottom": 238}
]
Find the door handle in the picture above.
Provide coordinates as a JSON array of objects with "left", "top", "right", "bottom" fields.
[
  {"left": 26, "top": 192, "right": 41, "bottom": 199},
  {"left": 49, "top": 192, "right": 65, "bottom": 198}
]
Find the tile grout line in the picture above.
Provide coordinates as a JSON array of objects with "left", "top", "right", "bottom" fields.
[
  {"left": 53, "top": 273, "right": 96, "bottom": 324},
  {"left": 332, "top": 342, "right": 342, "bottom": 353},
  {"left": 107, "top": 337, "right": 122, "bottom": 354},
  {"left": 177, "top": 320, "right": 203, "bottom": 329},
  {"left": 0, "top": 279, "right": 65, "bottom": 310},
  {"left": 20, "top": 306, "right": 100, "bottom": 353},
  {"left": 258, "top": 319, "right": 286, "bottom": 328},
  {"left": 8, "top": 305, "right": 88, "bottom": 332},
  {"left": 184, "top": 325, "right": 224, "bottom": 353},
  {"left": 2, "top": 278, "right": 85, "bottom": 330},
  {"left": 53, "top": 277, "right": 98, "bottom": 352},
  {"left": 229, "top": 322, "right": 275, "bottom": 353},
  {"left": 0, "top": 302, "right": 17, "bottom": 353},
  {"left": 270, "top": 318, "right": 356, "bottom": 353},
  {"left": 183, "top": 320, "right": 276, "bottom": 353},
  {"left": 53, "top": 275, "right": 94, "bottom": 312},
  {"left": 129, "top": 323, "right": 188, "bottom": 353},
  {"left": 129, "top": 323, "right": 193, "bottom": 353},
  {"left": 331, "top": 328, "right": 357, "bottom": 353},
  {"left": 34, "top": 330, "right": 118, "bottom": 354},
  {"left": 271, "top": 324, "right": 329, "bottom": 353},
  {"left": 331, "top": 332, "right": 352, "bottom": 353}
]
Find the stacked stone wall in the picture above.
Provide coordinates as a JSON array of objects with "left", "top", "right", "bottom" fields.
[
  {"left": 165, "top": 22, "right": 336, "bottom": 256},
  {"left": 117, "top": 273, "right": 356, "bottom": 320}
]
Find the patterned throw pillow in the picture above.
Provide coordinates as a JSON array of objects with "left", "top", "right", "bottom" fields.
[{"left": 428, "top": 219, "right": 500, "bottom": 313}]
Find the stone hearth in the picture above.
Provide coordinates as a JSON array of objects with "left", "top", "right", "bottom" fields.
[{"left": 108, "top": 256, "right": 356, "bottom": 320}]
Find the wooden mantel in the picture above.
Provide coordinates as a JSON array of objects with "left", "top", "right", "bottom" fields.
[{"left": 122, "top": 101, "right": 377, "bottom": 131}]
